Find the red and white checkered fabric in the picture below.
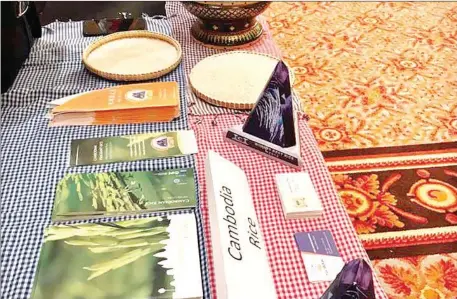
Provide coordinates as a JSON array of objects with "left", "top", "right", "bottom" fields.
[
  {"left": 166, "top": 2, "right": 283, "bottom": 115},
  {"left": 190, "top": 114, "right": 388, "bottom": 299}
]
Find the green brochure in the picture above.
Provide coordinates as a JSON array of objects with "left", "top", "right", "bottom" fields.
[
  {"left": 30, "top": 214, "right": 204, "bottom": 299},
  {"left": 69, "top": 130, "right": 198, "bottom": 166},
  {"left": 52, "top": 169, "right": 197, "bottom": 221}
]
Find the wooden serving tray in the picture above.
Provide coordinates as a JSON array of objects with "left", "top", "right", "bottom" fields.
[{"left": 83, "top": 30, "right": 182, "bottom": 81}]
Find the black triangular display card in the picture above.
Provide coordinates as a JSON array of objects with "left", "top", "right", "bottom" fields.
[{"left": 242, "top": 61, "right": 296, "bottom": 148}]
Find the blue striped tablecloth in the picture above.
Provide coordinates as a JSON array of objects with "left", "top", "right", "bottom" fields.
[{"left": 0, "top": 17, "right": 211, "bottom": 299}]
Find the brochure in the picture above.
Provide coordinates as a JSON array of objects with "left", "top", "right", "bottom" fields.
[
  {"left": 47, "top": 82, "right": 180, "bottom": 126},
  {"left": 52, "top": 169, "right": 197, "bottom": 221},
  {"left": 31, "top": 214, "right": 203, "bottom": 299},
  {"left": 69, "top": 130, "right": 198, "bottom": 166}
]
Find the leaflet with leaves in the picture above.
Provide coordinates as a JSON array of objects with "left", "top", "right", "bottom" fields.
[
  {"left": 52, "top": 169, "right": 197, "bottom": 221},
  {"left": 30, "top": 214, "right": 203, "bottom": 299}
]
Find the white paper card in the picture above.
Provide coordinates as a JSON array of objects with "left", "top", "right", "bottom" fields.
[
  {"left": 295, "top": 230, "right": 345, "bottom": 283},
  {"left": 205, "top": 150, "right": 277, "bottom": 299}
]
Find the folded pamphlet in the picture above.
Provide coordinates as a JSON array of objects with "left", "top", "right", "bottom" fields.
[
  {"left": 69, "top": 130, "right": 198, "bottom": 166},
  {"left": 31, "top": 214, "right": 203, "bottom": 299},
  {"left": 52, "top": 169, "right": 197, "bottom": 222},
  {"left": 46, "top": 82, "right": 180, "bottom": 126}
]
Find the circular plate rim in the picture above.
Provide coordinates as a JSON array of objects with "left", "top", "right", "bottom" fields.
[
  {"left": 194, "top": 1, "right": 262, "bottom": 7},
  {"left": 189, "top": 50, "right": 295, "bottom": 110},
  {"left": 82, "top": 30, "right": 182, "bottom": 82}
]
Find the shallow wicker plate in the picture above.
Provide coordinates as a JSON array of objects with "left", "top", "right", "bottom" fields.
[
  {"left": 189, "top": 51, "right": 294, "bottom": 110},
  {"left": 195, "top": 2, "right": 259, "bottom": 7},
  {"left": 83, "top": 31, "right": 182, "bottom": 81}
]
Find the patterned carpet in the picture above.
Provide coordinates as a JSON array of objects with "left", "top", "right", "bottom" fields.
[{"left": 264, "top": 3, "right": 457, "bottom": 299}]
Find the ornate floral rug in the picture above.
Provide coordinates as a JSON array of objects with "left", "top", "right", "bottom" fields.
[{"left": 264, "top": 2, "right": 457, "bottom": 299}]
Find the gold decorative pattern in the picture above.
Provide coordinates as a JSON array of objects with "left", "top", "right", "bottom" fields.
[
  {"left": 373, "top": 253, "right": 457, "bottom": 299},
  {"left": 265, "top": 4, "right": 457, "bottom": 297},
  {"left": 184, "top": 1, "right": 270, "bottom": 20},
  {"left": 265, "top": 3, "right": 457, "bottom": 151},
  {"left": 190, "top": 22, "right": 264, "bottom": 48},
  {"left": 182, "top": 2, "right": 271, "bottom": 47}
]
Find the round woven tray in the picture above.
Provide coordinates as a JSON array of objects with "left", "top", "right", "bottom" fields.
[
  {"left": 189, "top": 51, "right": 295, "bottom": 110},
  {"left": 82, "top": 31, "right": 182, "bottom": 81},
  {"left": 195, "top": 2, "right": 259, "bottom": 7}
]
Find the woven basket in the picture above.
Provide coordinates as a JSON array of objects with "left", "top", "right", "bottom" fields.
[
  {"left": 82, "top": 31, "right": 182, "bottom": 81},
  {"left": 189, "top": 51, "right": 295, "bottom": 110}
]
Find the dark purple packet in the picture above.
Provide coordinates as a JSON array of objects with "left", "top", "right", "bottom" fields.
[{"left": 320, "top": 259, "right": 375, "bottom": 299}]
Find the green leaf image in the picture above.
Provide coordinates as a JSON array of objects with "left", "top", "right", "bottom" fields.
[
  {"left": 31, "top": 217, "right": 177, "bottom": 299},
  {"left": 52, "top": 170, "right": 197, "bottom": 221}
]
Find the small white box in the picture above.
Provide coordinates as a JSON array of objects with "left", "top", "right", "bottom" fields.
[{"left": 275, "top": 172, "right": 324, "bottom": 219}]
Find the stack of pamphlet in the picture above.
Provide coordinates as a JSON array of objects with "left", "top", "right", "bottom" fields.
[
  {"left": 30, "top": 213, "right": 203, "bottom": 299},
  {"left": 52, "top": 168, "right": 197, "bottom": 221},
  {"left": 46, "top": 82, "right": 180, "bottom": 126},
  {"left": 275, "top": 172, "right": 324, "bottom": 219}
]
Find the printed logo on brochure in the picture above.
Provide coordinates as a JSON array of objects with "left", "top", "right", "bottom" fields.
[
  {"left": 125, "top": 89, "right": 152, "bottom": 102},
  {"left": 151, "top": 136, "right": 175, "bottom": 151}
]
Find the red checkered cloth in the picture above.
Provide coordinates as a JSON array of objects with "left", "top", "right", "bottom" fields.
[
  {"left": 166, "top": 2, "right": 283, "bottom": 115},
  {"left": 190, "top": 114, "right": 388, "bottom": 299}
]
